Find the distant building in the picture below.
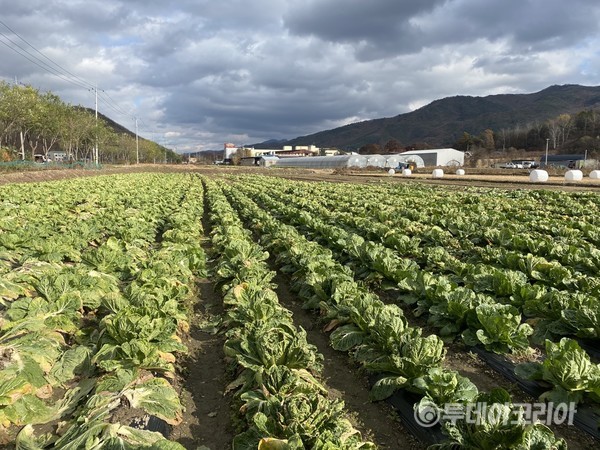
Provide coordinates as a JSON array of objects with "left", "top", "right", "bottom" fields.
[
  {"left": 322, "top": 148, "right": 340, "bottom": 156},
  {"left": 276, "top": 149, "right": 313, "bottom": 158},
  {"left": 398, "top": 148, "right": 464, "bottom": 167},
  {"left": 259, "top": 155, "right": 279, "bottom": 167},
  {"left": 540, "top": 154, "right": 585, "bottom": 169},
  {"left": 293, "top": 145, "right": 319, "bottom": 154},
  {"left": 238, "top": 148, "right": 279, "bottom": 157},
  {"left": 240, "top": 156, "right": 261, "bottom": 166},
  {"left": 235, "top": 145, "right": 321, "bottom": 159},
  {"left": 48, "top": 150, "right": 67, "bottom": 162},
  {"left": 224, "top": 143, "right": 237, "bottom": 160}
]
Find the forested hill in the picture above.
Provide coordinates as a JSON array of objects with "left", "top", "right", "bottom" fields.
[
  {"left": 80, "top": 107, "right": 136, "bottom": 138},
  {"left": 260, "top": 84, "right": 600, "bottom": 150}
]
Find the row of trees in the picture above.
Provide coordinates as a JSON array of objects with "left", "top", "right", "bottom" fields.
[
  {"left": 0, "top": 81, "right": 179, "bottom": 164},
  {"left": 455, "top": 111, "right": 600, "bottom": 157},
  {"left": 358, "top": 139, "right": 407, "bottom": 155},
  {"left": 356, "top": 111, "right": 600, "bottom": 161}
]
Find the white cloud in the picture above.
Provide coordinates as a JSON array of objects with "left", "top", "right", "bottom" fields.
[{"left": 0, "top": 0, "right": 599, "bottom": 151}]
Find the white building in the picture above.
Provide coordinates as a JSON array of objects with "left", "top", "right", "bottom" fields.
[
  {"left": 224, "top": 143, "right": 237, "bottom": 160},
  {"left": 398, "top": 148, "right": 464, "bottom": 167},
  {"left": 283, "top": 145, "right": 319, "bottom": 154},
  {"left": 232, "top": 145, "right": 321, "bottom": 158}
]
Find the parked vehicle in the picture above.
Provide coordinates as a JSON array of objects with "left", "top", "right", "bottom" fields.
[
  {"left": 396, "top": 161, "right": 416, "bottom": 171},
  {"left": 499, "top": 160, "right": 539, "bottom": 169},
  {"left": 520, "top": 161, "right": 539, "bottom": 169},
  {"left": 500, "top": 162, "right": 523, "bottom": 169}
]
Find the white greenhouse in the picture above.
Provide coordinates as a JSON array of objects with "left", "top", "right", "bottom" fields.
[
  {"left": 365, "top": 154, "right": 386, "bottom": 167},
  {"left": 386, "top": 154, "right": 426, "bottom": 168},
  {"left": 398, "top": 148, "right": 464, "bottom": 167},
  {"left": 274, "top": 155, "right": 367, "bottom": 169}
]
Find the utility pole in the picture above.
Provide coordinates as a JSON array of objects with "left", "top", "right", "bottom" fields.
[
  {"left": 20, "top": 131, "right": 25, "bottom": 160},
  {"left": 545, "top": 138, "right": 549, "bottom": 167},
  {"left": 135, "top": 117, "right": 139, "bottom": 164},
  {"left": 13, "top": 79, "right": 25, "bottom": 159},
  {"left": 94, "top": 84, "right": 98, "bottom": 165}
]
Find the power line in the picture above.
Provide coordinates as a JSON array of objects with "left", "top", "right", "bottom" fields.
[
  {"left": 0, "top": 19, "right": 95, "bottom": 90},
  {"left": 0, "top": 21, "right": 129, "bottom": 118},
  {"left": 99, "top": 89, "right": 134, "bottom": 115},
  {"left": 0, "top": 30, "right": 92, "bottom": 91},
  {"left": 0, "top": 20, "right": 138, "bottom": 123},
  {"left": 0, "top": 20, "right": 162, "bottom": 148},
  {"left": 0, "top": 35, "right": 90, "bottom": 91},
  {"left": 97, "top": 92, "right": 132, "bottom": 119}
]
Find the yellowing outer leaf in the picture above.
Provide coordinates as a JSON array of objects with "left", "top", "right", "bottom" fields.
[
  {"left": 323, "top": 319, "right": 342, "bottom": 332},
  {"left": 258, "top": 438, "right": 291, "bottom": 450},
  {"left": 35, "top": 384, "right": 53, "bottom": 399},
  {"left": 177, "top": 320, "right": 190, "bottom": 334},
  {"left": 158, "top": 351, "right": 176, "bottom": 364},
  {"left": 0, "top": 278, "right": 28, "bottom": 301},
  {"left": 233, "top": 283, "right": 247, "bottom": 298},
  {"left": 0, "top": 378, "right": 34, "bottom": 406},
  {"left": 162, "top": 370, "right": 176, "bottom": 380},
  {"left": 122, "top": 377, "right": 183, "bottom": 425}
]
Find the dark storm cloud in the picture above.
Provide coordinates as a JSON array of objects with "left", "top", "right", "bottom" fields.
[
  {"left": 0, "top": 0, "right": 599, "bottom": 151},
  {"left": 285, "top": 0, "right": 600, "bottom": 60},
  {"left": 285, "top": 0, "right": 442, "bottom": 42},
  {"left": 434, "top": 0, "right": 600, "bottom": 51},
  {"left": 161, "top": 63, "right": 380, "bottom": 139},
  {"left": 284, "top": 0, "right": 444, "bottom": 58}
]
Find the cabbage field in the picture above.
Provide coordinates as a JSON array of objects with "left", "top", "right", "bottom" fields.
[{"left": 0, "top": 171, "right": 599, "bottom": 449}]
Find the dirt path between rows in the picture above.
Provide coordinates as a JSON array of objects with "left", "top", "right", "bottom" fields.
[
  {"left": 272, "top": 271, "right": 425, "bottom": 450},
  {"left": 169, "top": 205, "right": 235, "bottom": 449},
  {"left": 170, "top": 276, "right": 235, "bottom": 450}
]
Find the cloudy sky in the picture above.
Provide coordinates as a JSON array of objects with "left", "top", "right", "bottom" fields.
[{"left": 1, "top": 0, "right": 599, "bottom": 153}]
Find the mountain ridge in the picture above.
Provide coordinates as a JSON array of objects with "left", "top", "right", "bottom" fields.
[{"left": 252, "top": 84, "right": 600, "bottom": 150}]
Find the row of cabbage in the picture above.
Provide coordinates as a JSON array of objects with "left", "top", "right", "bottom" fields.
[
  {"left": 235, "top": 175, "right": 600, "bottom": 411},
  {"left": 0, "top": 174, "right": 206, "bottom": 449},
  {"left": 204, "top": 178, "right": 376, "bottom": 449},
  {"left": 216, "top": 179, "right": 567, "bottom": 449},
  {"left": 258, "top": 178, "right": 598, "bottom": 346}
]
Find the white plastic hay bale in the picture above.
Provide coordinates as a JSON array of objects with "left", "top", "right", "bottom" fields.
[
  {"left": 388, "top": 168, "right": 395, "bottom": 175},
  {"left": 455, "top": 169, "right": 465, "bottom": 176},
  {"left": 565, "top": 170, "right": 583, "bottom": 182},
  {"left": 529, "top": 169, "right": 548, "bottom": 183},
  {"left": 402, "top": 169, "right": 412, "bottom": 177},
  {"left": 590, "top": 170, "right": 600, "bottom": 179},
  {"left": 432, "top": 169, "right": 444, "bottom": 178}
]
